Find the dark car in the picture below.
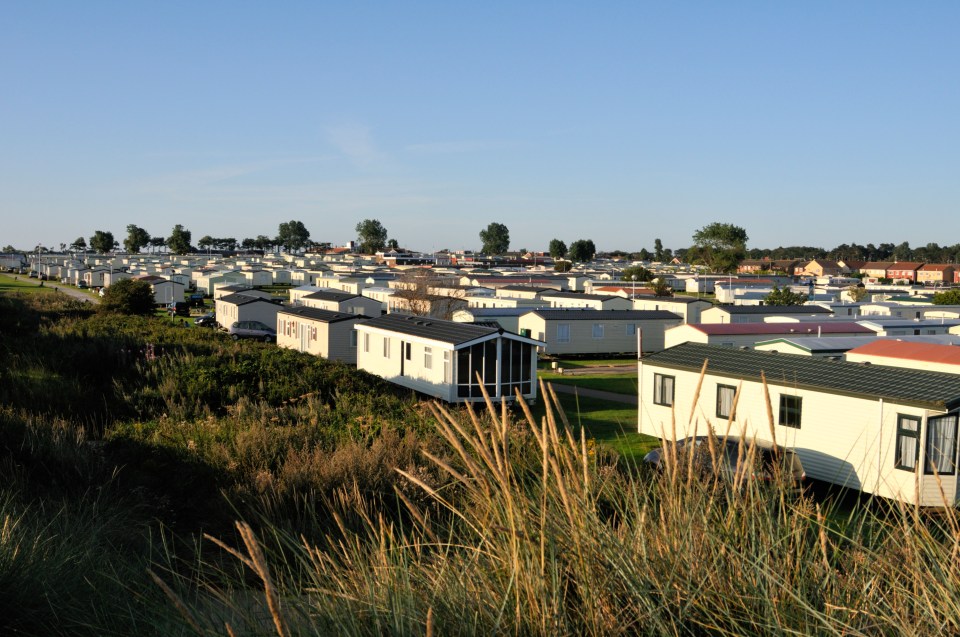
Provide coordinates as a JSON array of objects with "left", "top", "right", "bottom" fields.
[
  {"left": 227, "top": 320, "right": 276, "bottom": 342},
  {"left": 194, "top": 314, "right": 217, "bottom": 328},
  {"left": 643, "top": 436, "right": 806, "bottom": 486}
]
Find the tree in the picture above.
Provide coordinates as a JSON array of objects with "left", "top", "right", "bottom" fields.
[
  {"left": 479, "top": 222, "right": 510, "bottom": 255},
  {"left": 198, "top": 235, "right": 215, "bottom": 252},
  {"left": 764, "top": 285, "right": 809, "bottom": 306},
  {"left": 99, "top": 279, "right": 156, "bottom": 315},
  {"left": 567, "top": 239, "right": 596, "bottom": 262},
  {"left": 254, "top": 235, "right": 274, "bottom": 251},
  {"left": 691, "top": 222, "right": 749, "bottom": 274},
  {"left": 70, "top": 237, "right": 87, "bottom": 252},
  {"left": 654, "top": 238, "right": 664, "bottom": 262},
  {"left": 391, "top": 270, "right": 464, "bottom": 319},
  {"left": 621, "top": 265, "right": 653, "bottom": 282},
  {"left": 356, "top": 219, "right": 388, "bottom": 254},
  {"left": 554, "top": 260, "right": 572, "bottom": 272},
  {"left": 386, "top": 238, "right": 400, "bottom": 250},
  {"left": 149, "top": 236, "right": 166, "bottom": 253},
  {"left": 276, "top": 220, "right": 311, "bottom": 252},
  {"left": 933, "top": 289, "right": 960, "bottom": 305},
  {"left": 847, "top": 285, "right": 868, "bottom": 302},
  {"left": 89, "top": 230, "right": 115, "bottom": 254},
  {"left": 123, "top": 224, "right": 151, "bottom": 254},
  {"left": 167, "top": 224, "right": 192, "bottom": 254},
  {"left": 652, "top": 277, "right": 674, "bottom": 297},
  {"left": 548, "top": 239, "right": 567, "bottom": 259}
]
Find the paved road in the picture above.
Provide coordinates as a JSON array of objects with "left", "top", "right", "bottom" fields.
[{"left": 546, "top": 381, "right": 638, "bottom": 405}]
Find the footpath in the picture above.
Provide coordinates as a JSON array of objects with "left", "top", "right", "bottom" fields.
[{"left": 1, "top": 274, "right": 100, "bottom": 304}]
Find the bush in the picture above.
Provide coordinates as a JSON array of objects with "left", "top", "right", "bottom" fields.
[{"left": 99, "top": 279, "right": 156, "bottom": 315}]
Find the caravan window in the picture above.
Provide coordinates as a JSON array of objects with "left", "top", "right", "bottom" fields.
[
  {"left": 653, "top": 374, "right": 674, "bottom": 406},
  {"left": 895, "top": 415, "right": 920, "bottom": 472},
  {"left": 925, "top": 414, "right": 958, "bottom": 475},
  {"left": 716, "top": 384, "right": 736, "bottom": 420}
]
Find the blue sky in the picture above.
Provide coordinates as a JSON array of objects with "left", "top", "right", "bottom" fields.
[{"left": 3, "top": 2, "right": 958, "bottom": 254}]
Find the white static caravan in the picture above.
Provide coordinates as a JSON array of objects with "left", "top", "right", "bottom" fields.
[
  {"left": 214, "top": 293, "right": 282, "bottom": 330},
  {"left": 300, "top": 289, "right": 383, "bottom": 316},
  {"left": 355, "top": 314, "right": 544, "bottom": 404},
  {"left": 276, "top": 306, "right": 368, "bottom": 364},
  {"left": 638, "top": 342, "right": 960, "bottom": 507},
  {"left": 631, "top": 295, "right": 713, "bottom": 324},
  {"left": 519, "top": 309, "right": 682, "bottom": 356}
]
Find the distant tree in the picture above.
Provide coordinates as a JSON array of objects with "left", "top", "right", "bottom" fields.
[
  {"left": 2, "top": 244, "right": 17, "bottom": 253},
  {"left": 391, "top": 270, "right": 464, "bottom": 319},
  {"left": 386, "top": 238, "right": 400, "bottom": 250},
  {"left": 567, "top": 239, "right": 596, "bottom": 262},
  {"left": 479, "top": 222, "right": 510, "bottom": 255},
  {"left": 89, "top": 230, "right": 115, "bottom": 254},
  {"left": 219, "top": 237, "right": 237, "bottom": 251},
  {"left": 554, "top": 260, "right": 572, "bottom": 272},
  {"left": 764, "top": 285, "right": 809, "bottom": 306},
  {"left": 99, "top": 279, "right": 156, "bottom": 315},
  {"left": 892, "top": 241, "right": 913, "bottom": 262},
  {"left": 652, "top": 278, "right": 674, "bottom": 297},
  {"left": 847, "top": 285, "right": 868, "bottom": 302},
  {"left": 621, "top": 265, "right": 653, "bottom": 282},
  {"left": 548, "top": 239, "right": 567, "bottom": 259},
  {"left": 198, "top": 235, "right": 215, "bottom": 252},
  {"left": 167, "top": 224, "right": 192, "bottom": 254},
  {"left": 148, "top": 236, "right": 166, "bottom": 253},
  {"left": 691, "top": 222, "right": 748, "bottom": 273},
  {"left": 254, "top": 235, "right": 274, "bottom": 251},
  {"left": 356, "top": 219, "right": 388, "bottom": 254},
  {"left": 123, "top": 224, "right": 151, "bottom": 254},
  {"left": 637, "top": 248, "right": 651, "bottom": 261},
  {"left": 70, "top": 237, "right": 87, "bottom": 252},
  {"left": 933, "top": 289, "right": 960, "bottom": 305},
  {"left": 241, "top": 237, "right": 256, "bottom": 250},
  {"left": 276, "top": 220, "right": 311, "bottom": 252},
  {"left": 654, "top": 238, "right": 664, "bottom": 262}
]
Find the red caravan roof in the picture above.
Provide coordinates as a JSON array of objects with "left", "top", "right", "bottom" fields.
[{"left": 847, "top": 340, "right": 960, "bottom": 365}]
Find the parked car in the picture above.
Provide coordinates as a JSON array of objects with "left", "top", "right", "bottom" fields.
[
  {"left": 227, "top": 320, "right": 276, "bottom": 342},
  {"left": 77, "top": 281, "right": 89, "bottom": 289},
  {"left": 194, "top": 314, "right": 217, "bottom": 328},
  {"left": 643, "top": 436, "right": 806, "bottom": 486}
]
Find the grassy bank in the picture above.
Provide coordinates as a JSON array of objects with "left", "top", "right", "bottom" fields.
[{"left": 3, "top": 290, "right": 960, "bottom": 635}]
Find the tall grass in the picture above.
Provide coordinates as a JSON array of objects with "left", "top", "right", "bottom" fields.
[{"left": 160, "top": 382, "right": 960, "bottom": 636}]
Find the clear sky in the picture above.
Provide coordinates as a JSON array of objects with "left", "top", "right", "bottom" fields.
[{"left": 3, "top": 2, "right": 958, "bottom": 254}]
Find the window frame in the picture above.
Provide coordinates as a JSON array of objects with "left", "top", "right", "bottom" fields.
[
  {"left": 424, "top": 346, "right": 433, "bottom": 370},
  {"left": 592, "top": 323, "right": 604, "bottom": 339},
  {"left": 716, "top": 384, "right": 737, "bottom": 420},
  {"left": 557, "top": 323, "right": 570, "bottom": 344},
  {"left": 778, "top": 394, "right": 802, "bottom": 428},
  {"left": 895, "top": 414, "right": 920, "bottom": 472},
  {"left": 925, "top": 414, "right": 959, "bottom": 476},
  {"left": 653, "top": 373, "right": 675, "bottom": 407}
]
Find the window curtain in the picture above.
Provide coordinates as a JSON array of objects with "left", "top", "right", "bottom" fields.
[{"left": 926, "top": 414, "right": 959, "bottom": 474}]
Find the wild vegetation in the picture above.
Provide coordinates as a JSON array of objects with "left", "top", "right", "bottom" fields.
[{"left": 4, "top": 288, "right": 960, "bottom": 635}]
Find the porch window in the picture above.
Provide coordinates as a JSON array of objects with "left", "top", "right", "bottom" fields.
[
  {"left": 925, "top": 414, "right": 958, "bottom": 475},
  {"left": 557, "top": 324, "right": 570, "bottom": 343},
  {"left": 716, "top": 384, "right": 736, "bottom": 420},
  {"left": 895, "top": 415, "right": 920, "bottom": 471},
  {"left": 779, "top": 395, "right": 802, "bottom": 428},
  {"left": 653, "top": 374, "right": 674, "bottom": 406}
]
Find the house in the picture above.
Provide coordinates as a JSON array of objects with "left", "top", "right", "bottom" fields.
[
  {"left": 638, "top": 342, "right": 960, "bottom": 506},
  {"left": 917, "top": 264, "right": 955, "bottom": 285},
  {"left": 700, "top": 305, "right": 834, "bottom": 324},
  {"left": 354, "top": 314, "right": 543, "bottom": 403},
  {"left": 628, "top": 296, "right": 712, "bottom": 325},
  {"left": 539, "top": 291, "right": 633, "bottom": 311},
  {"left": 300, "top": 290, "right": 382, "bottom": 316},
  {"left": 214, "top": 293, "right": 282, "bottom": 330},
  {"left": 276, "top": 306, "right": 368, "bottom": 363},
  {"left": 795, "top": 259, "right": 844, "bottom": 277},
  {"left": 664, "top": 322, "right": 874, "bottom": 349},
  {"left": 860, "top": 262, "right": 894, "bottom": 279},
  {"left": 518, "top": 309, "right": 682, "bottom": 355},
  {"left": 886, "top": 262, "right": 924, "bottom": 284}
]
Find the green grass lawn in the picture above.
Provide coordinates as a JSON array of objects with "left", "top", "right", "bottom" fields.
[
  {"left": 0, "top": 273, "right": 62, "bottom": 296},
  {"left": 538, "top": 357, "right": 636, "bottom": 369},
  {"left": 539, "top": 372, "right": 638, "bottom": 396},
  {"left": 531, "top": 384, "right": 657, "bottom": 463}
]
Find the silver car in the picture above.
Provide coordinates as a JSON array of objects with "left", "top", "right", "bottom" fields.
[
  {"left": 643, "top": 436, "right": 806, "bottom": 486},
  {"left": 227, "top": 320, "right": 276, "bottom": 342}
]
